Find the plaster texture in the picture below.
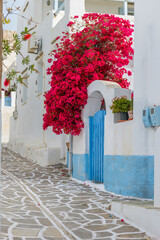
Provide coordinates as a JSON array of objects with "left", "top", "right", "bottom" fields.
[{"left": 104, "top": 155, "right": 154, "bottom": 199}]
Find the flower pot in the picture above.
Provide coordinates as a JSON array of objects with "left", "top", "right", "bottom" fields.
[
  {"left": 128, "top": 110, "right": 133, "bottom": 120},
  {"left": 120, "top": 112, "right": 128, "bottom": 120}
]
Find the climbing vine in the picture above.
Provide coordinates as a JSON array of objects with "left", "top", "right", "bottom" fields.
[{"left": 43, "top": 13, "right": 134, "bottom": 135}]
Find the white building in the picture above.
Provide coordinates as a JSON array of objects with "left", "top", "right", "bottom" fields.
[
  {"left": 2, "top": 31, "right": 16, "bottom": 143},
  {"left": 8, "top": 0, "right": 134, "bottom": 167},
  {"left": 8, "top": 1, "right": 160, "bottom": 238}
]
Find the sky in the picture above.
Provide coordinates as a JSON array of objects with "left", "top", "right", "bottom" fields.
[{"left": 3, "top": 0, "right": 25, "bottom": 31}]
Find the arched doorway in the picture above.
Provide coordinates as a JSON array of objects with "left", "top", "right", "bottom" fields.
[{"left": 83, "top": 81, "right": 120, "bottom": 183}]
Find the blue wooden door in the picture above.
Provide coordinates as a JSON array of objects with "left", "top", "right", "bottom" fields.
[{"left": 89, "top": 110, "right": 105, "bottom": 183}]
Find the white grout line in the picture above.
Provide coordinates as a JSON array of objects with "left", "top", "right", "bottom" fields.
[
  {"left": 2, "top": 168, "right": 77, "bottom": 240},
  {"left": 8, "top": 223, "right": 17, "bottom": 240}
]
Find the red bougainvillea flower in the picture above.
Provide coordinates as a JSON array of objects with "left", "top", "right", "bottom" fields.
[
  {"left": 43, "top": 13, "right": 134, "bottom": 136},
  {"left": 48, "top": 59, "right": 52, "bottom": 63},
  {"left": 23, "top": 33, "right": 32, "bottom": 41},
  {"left": 4, "top": 79, "right": 10, "bottom": 87},
  {"left": 128, "top": 71, "right": 132, "bottom": 76}
]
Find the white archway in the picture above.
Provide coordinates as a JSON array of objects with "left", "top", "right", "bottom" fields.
[{"left": 82, "top": 80, "right": 120, "bottom": 120}]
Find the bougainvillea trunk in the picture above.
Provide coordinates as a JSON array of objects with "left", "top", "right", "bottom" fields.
[{"left": 43, "top": 13, "right": 134, "bottom": 135}]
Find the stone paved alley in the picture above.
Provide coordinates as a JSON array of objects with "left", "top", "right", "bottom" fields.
[{"left": 1, "top": 147, "right": 153, "bottom": 240}]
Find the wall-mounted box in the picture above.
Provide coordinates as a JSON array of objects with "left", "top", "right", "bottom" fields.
[
  {"left": 28, "top": 36, "right": 42, "bottom": 54},
  {"left": 142, "top": 108, "right": 152, "bottom": 128},
  {"left": 150, "top": 106, "right": 160, "bottom": 127}
]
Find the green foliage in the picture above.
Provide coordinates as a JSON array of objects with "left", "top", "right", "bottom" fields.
[
  {"left": 110, "top": 96, "right": 131, "bottom": 113},
  {"left": 6, "top": 69, "right": 17, "bottom": 80},
  {"left": 2, "top": 39, "right": 11, "bottom": 56},
  {"left": 2, "top": 4, "right": 37, "bottom": 91},
  {"left": 13, "top": 34, "right": 22, "bottom": 54},
  {"left": 22, "top": 55, "right": 30, "bottom": 65},
  {"left": 28, "top": 64, "right": 35, "bottom": 73},
  {"left": 130, "top": 98, "right": 133, "bottom": 111}
]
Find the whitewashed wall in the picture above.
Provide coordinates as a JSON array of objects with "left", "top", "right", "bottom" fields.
[
  {"left": 133, "top": 0, "right": 160, "bottom": 155},
  {"left": 9, "top": 0, "right": 134, "bottom": 167}
]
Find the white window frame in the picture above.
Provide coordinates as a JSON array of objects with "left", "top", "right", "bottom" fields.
[
  {"left": 36, "top": 58, "right": 44, "bottom": 96},
  {"left": 54, "top": 0, "right": 65, "bottom": 16}
]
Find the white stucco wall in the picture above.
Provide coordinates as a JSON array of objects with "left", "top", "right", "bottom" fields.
[
  {"left": 9, "top": 0, "right": 134, "bottom": 167},
  {"left": 132, "top": 0, "right": 160, "bottom": 156}
]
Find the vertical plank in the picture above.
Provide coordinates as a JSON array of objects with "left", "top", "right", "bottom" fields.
[
  {"left": 89, "top": 110, "right": 105, "bottom": 183},
  {"left": 89, "top": 116, "right": 93, "bottom": 180}
]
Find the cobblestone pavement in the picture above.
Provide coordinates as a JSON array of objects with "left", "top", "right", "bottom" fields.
[{"left": 1, "top": 147, "right": 152, "bottom": 240}]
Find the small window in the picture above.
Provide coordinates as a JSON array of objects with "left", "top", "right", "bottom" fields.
[
  {"left": 151, "top": 108, "right": 154, "bottom": 115},
  {"left": 53, "top": 0, "right": 64, "bottom": 10},
  {"left": 128, "top": 8, "right": 134, "bottom": 16},
  {"left": 143, "top": 110, "right": 146, "bottom": 116},
  {"left": 37, "top": 60, "right": 43, "bottom": 94},
  {"left": 118, "top": 7, "right": 124, "bottom": 15},
  {"left": 118, "top": 7, "right": 134, "bottom": 16}
]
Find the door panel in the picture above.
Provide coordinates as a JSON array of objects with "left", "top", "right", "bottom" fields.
[{"left": 89, "top": 110, "right": 105, "bottom": 183}]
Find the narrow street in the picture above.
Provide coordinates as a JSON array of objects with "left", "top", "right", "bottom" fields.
[{"left": 1, "top": 147, "right": 151, "bottom": 240}]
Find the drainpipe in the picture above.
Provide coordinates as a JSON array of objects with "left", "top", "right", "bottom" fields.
[
  {"left": 124, "top": 0, "right": 128, "bottom": 16},
  {"left": 69, "top": 134, "right": 73, "bottom": 176}
]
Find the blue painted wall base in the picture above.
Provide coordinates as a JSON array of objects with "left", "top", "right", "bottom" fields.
[
  {"left": 104, "top": 155, "right": 154, "bottom": 199},
  {"left": 72, "top": 154, "right": 89, "bottom": 181},
  {"left": 71, "top": 154, "right": 154, "bottom": 199}
]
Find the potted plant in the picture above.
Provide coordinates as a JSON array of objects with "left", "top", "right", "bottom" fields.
[{"left": 110, "top": 96, "right": 131, "bottom": 120}]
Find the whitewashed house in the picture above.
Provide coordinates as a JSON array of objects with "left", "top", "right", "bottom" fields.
[
  {"left": 8, "top": 1, "right": 160, "bottom": 237},
  {"left": 2, "top": 31, "right": 16, "bottom": 143},
  {"left": 8, "top": 0, "right": 134, "bottom": 166}
]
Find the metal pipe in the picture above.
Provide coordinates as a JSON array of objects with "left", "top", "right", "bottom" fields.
[
  {"left": 124, "top": 0, "right": 128, "bottom": 16},
  {"left": 54, "top": 0, "right": 58, "bottom": 11},
  {"left": 69, "top": 134, "right": 73, "bottom": 175}
]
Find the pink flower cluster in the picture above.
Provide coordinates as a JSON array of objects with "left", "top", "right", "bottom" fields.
[{"left": 43, "top": 13, "right": 134, "bottom": 135}]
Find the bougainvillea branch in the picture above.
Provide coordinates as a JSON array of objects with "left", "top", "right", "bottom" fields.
[{"left": 43, "top": 13, "right": 134, "bottom": 136}]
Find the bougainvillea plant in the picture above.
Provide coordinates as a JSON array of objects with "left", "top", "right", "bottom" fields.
[{"left": 43, "top": 13, "right": 134, "bottom": 135}]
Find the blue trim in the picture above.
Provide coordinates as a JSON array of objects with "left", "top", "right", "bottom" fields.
[
  {"left": 72, "top": 154, "right": 89, "bottom": 181},
  {"left": 104, "top": 155, "right": 154, "bottom": 199}
]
